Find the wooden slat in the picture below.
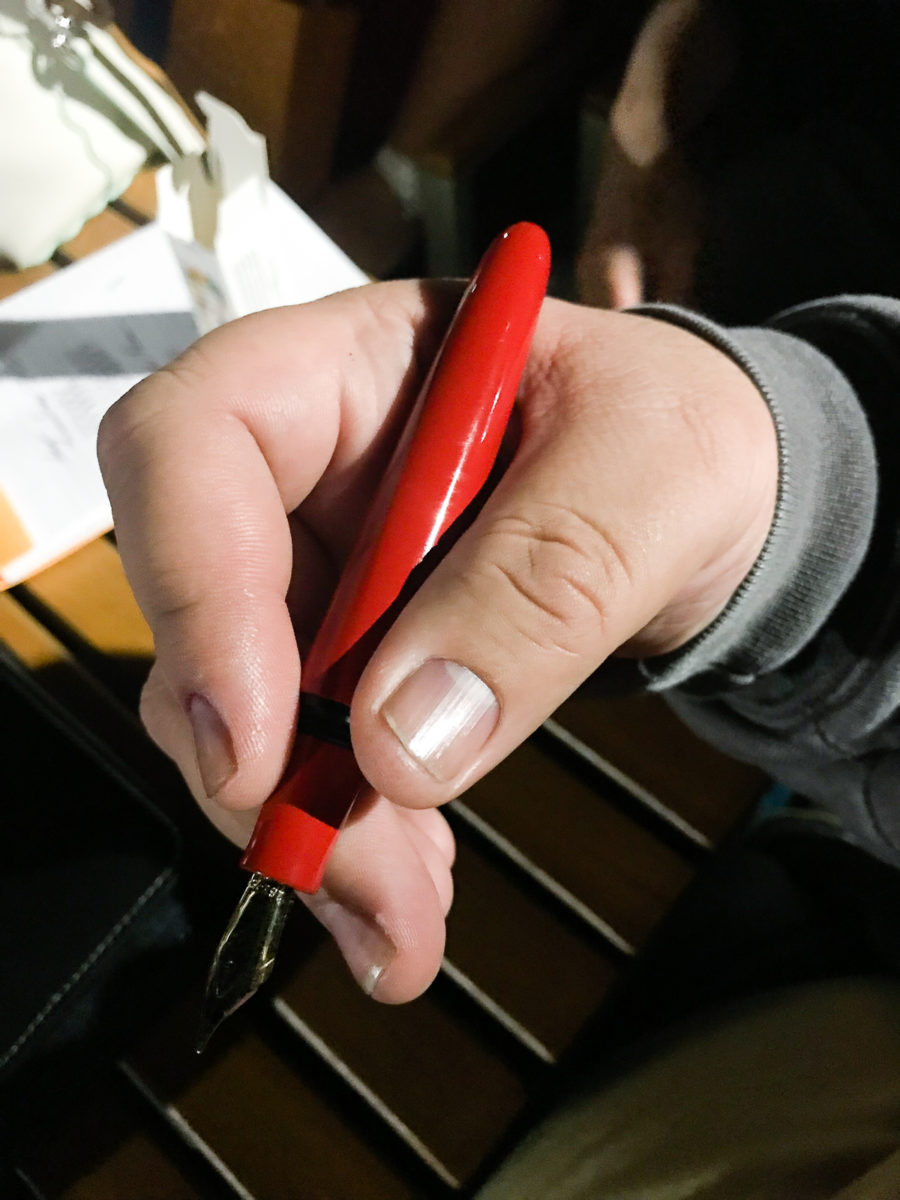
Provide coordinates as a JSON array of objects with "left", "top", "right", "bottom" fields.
[
  {"left": 128, "top": 999, "right": 423, "bottom": 1200},
  {"left": 0, "top": 592, "right": 151, "bottom": 759},
  {"left": 0, "top": 589, "right": 155, "bottom": 766},
  {"left": 14, "top": 540, "right": 153, "bottom": 707},
  {"left": 112, "top": 168, "right": 160, "bottom": 223},
  {"left": 276, "top": 940, "right": 530, "bottom": 1186},
  {"left": 16, "top": 1066, "right": 204, "bottom": 1200},
  {"left": 0, "top": 261, "right": 56, "bottom": 301},
  {"left": 461, "top": 741, "right": 694, "bottom": 951},
  {"left": 22, "top": 538, "right": 154, "bottom": 660},
  {"left": 59, "top": 1134, "right": 203, "bottom": 1200},
  {"left": 0, "top": 592, "right": 69, "bottom": 673},
  {"left": 446, "top": 840, "right": 618, "bottom": 1058},
  {"left": 60, "top": 208, "right": 140, "bottom": 261},
  {"left": 553, "top": 691, "right": 765, "bottom": 843}
]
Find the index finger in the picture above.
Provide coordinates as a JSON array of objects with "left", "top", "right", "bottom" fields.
[{"left": 98, "top": 280, "right": 454, "bottom": 811}]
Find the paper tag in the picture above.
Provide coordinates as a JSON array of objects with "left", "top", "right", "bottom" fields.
[
  {"left": 156, "top": 94, "right": 368, "bottom": 321},
  {"left": 196, "top": 91, "right": 269, "bottom": 201}
]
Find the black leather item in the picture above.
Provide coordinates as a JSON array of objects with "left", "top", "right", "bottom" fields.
[{"left": 0, "top": 650, "right": 190, "bottom": 1154}]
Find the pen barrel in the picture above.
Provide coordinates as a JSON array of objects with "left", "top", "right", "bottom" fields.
[
  {"left": 242, "top": 222, "right": 550, "bottom": 892},
  {"left": 241, "top": 733, "right": 364, "bottom": 892}
]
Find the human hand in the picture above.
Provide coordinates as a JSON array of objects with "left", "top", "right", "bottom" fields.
[
  {"left": 575, "top": 0, "right": 732, "bottom": 308},
  {"left": 576, "top": 135, "right": 703, "bottom": 308},
  {"left": 98, "top": 281, "right": 777, "bottom": 1003}
]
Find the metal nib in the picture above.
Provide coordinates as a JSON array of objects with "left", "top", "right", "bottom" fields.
[{"left": 196, "top": 873, "right": 293, "bottom": 1053}]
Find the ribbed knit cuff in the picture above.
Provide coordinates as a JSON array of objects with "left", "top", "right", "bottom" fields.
[{"left": 634, "top": 306, "right": 877, "bottom": 693}]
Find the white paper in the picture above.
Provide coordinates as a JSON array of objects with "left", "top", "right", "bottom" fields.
[{"left": 0, "top": 224, "right": 197, "bottom": 586}]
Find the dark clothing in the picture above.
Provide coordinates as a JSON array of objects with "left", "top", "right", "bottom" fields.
[
  {"left": 642, "top": 296, "right": 900, "bottom": 863},
  {"left": 688, "top": 2, "right": 900, "bottom": 321}
]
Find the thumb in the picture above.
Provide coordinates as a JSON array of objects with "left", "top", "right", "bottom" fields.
[{"left": 349, "top": 302, "right": 776, "bottom": 808}]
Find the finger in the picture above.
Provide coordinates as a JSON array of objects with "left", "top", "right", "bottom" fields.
[
  {"left": 302, "top": 795, "right": 450, "bottom": 1002},
  {"left": 395, "top": 807, "right": 456, "bottom": 914},
  {"left": 145, "top": 637, "right": 453, "bottom": 999},
  {"left": 99, "top": 282, "right": 455, "bottom": 816},
  {"left": 606, "top": 244, "right": 644, "bottom": 309},
  {"left": 145, "top": 637, "right": 453, "bottom": 1001},
  {"left": 139, "top": 662, "right": 260, "bottom": 847},
  {"left": 399, "top": 804, "right": 457, "bottom": 872},
  {"left": 349, "top": 302, "right": 776, "bottom": 808},
  {"left": 575, "top": 242, "right": 644, "bottom": 310},
  {"left": 575, "top": 241, "right": 616, "bottom": 308}
]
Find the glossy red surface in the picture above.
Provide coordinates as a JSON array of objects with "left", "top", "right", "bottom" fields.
[
  {"left": 243, "top": 223, "right": 550, "bottom": 891},
  {"left": 240, "top": 803, "right": 341, "bottom": 895},
  {"left": 304, "top": 221, "right": 551, "bottom": 702}
]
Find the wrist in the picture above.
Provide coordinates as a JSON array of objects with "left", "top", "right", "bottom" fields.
[{"left": 635, "top": 306, "right": 877, "bottom": 692}]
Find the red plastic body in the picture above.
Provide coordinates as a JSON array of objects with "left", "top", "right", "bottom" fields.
[{"left": 241, "top": 222, "right": 551, "bottom": 892}]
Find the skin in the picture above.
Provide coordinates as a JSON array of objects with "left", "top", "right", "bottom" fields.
[
  {"left": 97, "top": 281, "right": 777, "bottom": 1004},
  {"left": 577, "top": 0, "right": 734, "bottom": 308}
]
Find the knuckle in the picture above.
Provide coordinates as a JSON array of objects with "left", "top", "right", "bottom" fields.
[
  {"left": 152, "top": 341, "right": 217, "bottom": 395},
  {"left": 96, "top": 390, "right": 159, "bottom": 486},
  {"left": 96, "top": 386, "right": 143, "bottom": 473},
  {"left": 97, "top": 380, "right": 164, "bottom": 485},
  {"left": 472, "top": 503, "right": 634, "bottom": 657},
  {"left": 97, "top": 350, "right": 209, "bottom": 477},
  {"left": 148, "top": 583, "right": 206, "bottom": 633}
]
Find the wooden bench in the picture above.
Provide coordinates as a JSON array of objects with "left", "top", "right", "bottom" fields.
[{"left": 1, "top": 179, "right": 765, "bottom": 1198}]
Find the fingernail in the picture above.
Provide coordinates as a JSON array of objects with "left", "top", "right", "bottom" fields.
[
  {"left": 313, "top": 894, "right": 397, "bottom": 997},
  {"left": 381, "top": 659, "right": 499, "bottom": 781},
  {"left": 187, "top": 692, "right": 237, "bottom": 799}
]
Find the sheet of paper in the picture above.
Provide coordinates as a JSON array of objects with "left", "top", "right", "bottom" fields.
[
  {"left": 218, "top": 178, "right": 369, "bottom": 316},
  {"left": 0, "top": 224, "right": 198, "bottom": 587},
  {"left": 156, "top": 175, "right": 368, "bottom": 325}
]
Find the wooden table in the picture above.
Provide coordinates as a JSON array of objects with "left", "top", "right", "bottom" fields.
[{"left": 1, "top": 177, "right": 765, "bottom": 1198}]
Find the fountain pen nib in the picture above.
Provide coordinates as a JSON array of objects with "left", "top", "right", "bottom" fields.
[{"left": 197, "top": 872, "right": 294, "bottom": 1053}]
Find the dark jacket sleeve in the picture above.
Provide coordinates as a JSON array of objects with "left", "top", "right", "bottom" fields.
[{"left": 638, "top": 297, "right": 900, "bottom": 857}]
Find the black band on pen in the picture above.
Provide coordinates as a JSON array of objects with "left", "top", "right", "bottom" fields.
[{"left": 298, "top": 693, "right": 352, "bottom": 749}]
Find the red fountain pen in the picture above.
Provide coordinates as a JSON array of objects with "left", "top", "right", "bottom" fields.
[{"left": 198, "top": 222, "right": 551, "bottom": 1050}]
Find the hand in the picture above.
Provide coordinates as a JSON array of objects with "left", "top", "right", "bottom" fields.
[
  {"left": 576, "top": 0, "right": 732, "bottom": 308},
  {"left": 98, "top": 281, "right": 777, "bottom": 1003},
  {"left": 576, "top": 136, "right": 703, "bottom": 308}
]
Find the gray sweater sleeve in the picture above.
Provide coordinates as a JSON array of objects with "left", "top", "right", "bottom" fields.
[{"left": 636, "top": 297, "right": 900, "bottom": 855}]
